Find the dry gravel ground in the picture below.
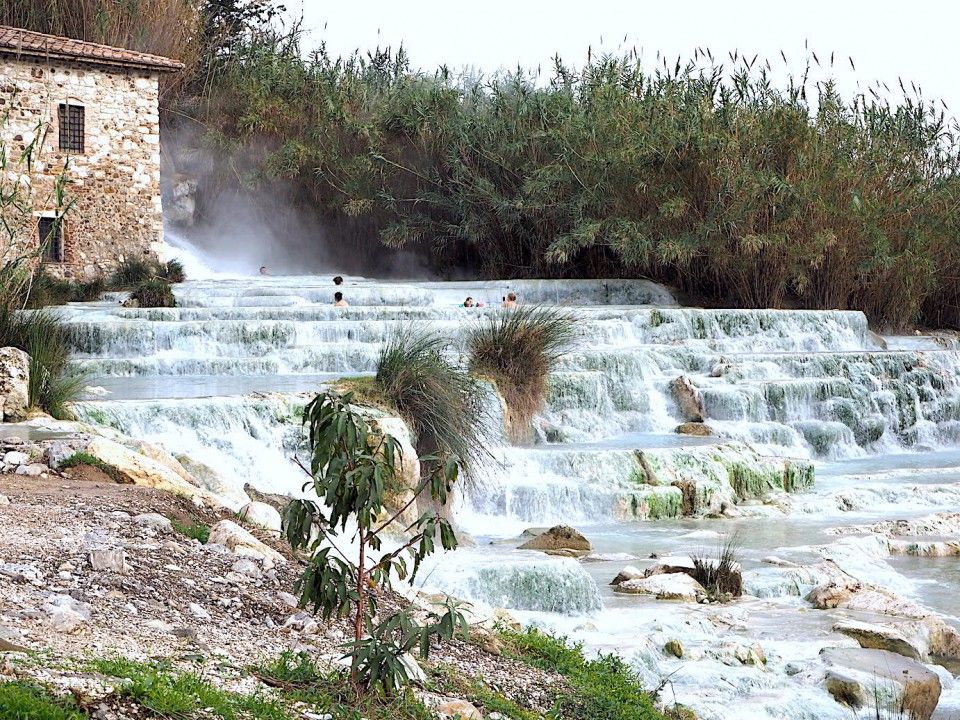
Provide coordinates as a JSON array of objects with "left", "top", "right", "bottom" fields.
[{"left": 0, "top": 469, "right": 565, "bottom": 716}]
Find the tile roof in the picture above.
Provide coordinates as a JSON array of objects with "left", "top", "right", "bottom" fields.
[{"left": 0, "top": 25, "right": 183, "bottom": 72}]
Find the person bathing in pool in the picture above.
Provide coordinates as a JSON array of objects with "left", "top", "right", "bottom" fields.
[{"left": 334, "top": 291, "right": 349, "bottom": 307}]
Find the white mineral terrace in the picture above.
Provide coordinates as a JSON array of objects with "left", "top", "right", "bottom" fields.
[{"left": 59, "top": 260, "right": 960, "bottom": 720}]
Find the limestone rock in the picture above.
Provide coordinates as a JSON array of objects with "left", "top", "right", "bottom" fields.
[
  {"left": 188, "top": 603, "right": 211, "bottom": 620},
  {"left": 834, "top": 620, "right": 923, "bottom": 660},
  {"left": 518, "top": 525, "right": 591, "bottom": 554},
  {"left": 0, "top": 347, "right": 30, "bottom": 421},
  {"left": 88, "top": 549, "right": 129, "bottom": 574},
  {"left": 239, "top": 501, "right": 282, "bottom": 534},
  {"left": 207, "top": 520, "right": 285, "bottom": 566},
  {"left": 231, "top": 557, "right": 262, "bottom": 579},
  {"left": 83, "top": 437, "right": 223, "bottom": 507},
  {"left": 675, "top": 422, "right": 712, "bottom": 436},
  {"left": 14, "top": 463, "right": 46, "bottom": 477},
  {"left": 806, "top": 578, "right": 862, "bottom": 609},
  {"left": 614, "top": 573, "right": 705, "bottom": 601},
  {"left": 610, "top": 565, "right": 644, "bottom": 585},
  {"left": 663, "top": 639, "right": 684, "bottom": 658},
  {"left": 436, "top": 699, "right": 483, "bottom": 719},
  {"left": 820, "top": 647, "right": 941, "bottom": 720},
  {"left": 3, "top": 450, "right": 29, "bottom": 467},
  {"left": 670, "top": 375, "right": 705, "bottom": 423},
  {"left": 132, "top": 513, "right": 173, "bottom": 534}
]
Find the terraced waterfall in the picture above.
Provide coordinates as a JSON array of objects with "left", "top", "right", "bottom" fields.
[{"left": 62, "top": 269, "right": 960, "bottom": 719}]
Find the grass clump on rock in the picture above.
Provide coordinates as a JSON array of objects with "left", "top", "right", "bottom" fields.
[
  {"left": 130, "top": 279, "right": 176, "bottom": 308},
  {"left": 373, "top": 326, "right": 486, "bottom": 472},
  {"left": 467, "top": 306, "right": 576, "bottom": 441},
  {"left": 0, "top": 306, "right": 88, "bottom": 419},
  {"left": 691, "top": 536, "right": 743, "bottom": 600}
]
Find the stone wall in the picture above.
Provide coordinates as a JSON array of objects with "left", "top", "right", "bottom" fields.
[{"left": 0, "top": 54, "right": 165, "bottom": 279}]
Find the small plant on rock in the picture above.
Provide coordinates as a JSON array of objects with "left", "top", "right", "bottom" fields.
[
  {"left": 283, "top": 391, "right": 467, "bottom": 695},
  {"left": 691, "top": 535, "right": 743, "bottom": 601},
  {"left": 130, "top": 279, "right": 176, "bottom": 308}
]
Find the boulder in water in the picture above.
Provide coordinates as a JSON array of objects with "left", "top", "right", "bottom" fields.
[
  {"left": 0, "top": 347, "right": 30, "bottom": 422},
  {"left": 670, "top": 375, "right": 705, "bottom": 423},
  {"left": 518, "top": 525, "right": 591, "bottom": 554},
  {"left": 820, "top": 647, "right": 941, "bottom": 720},
  {"left": 833, "top": 620, "right": 923, "bottom": 660},
  {"left": 675, "top": 422, "right": 712, "bottom": 436},
  {"left": 610, "top": 565, "right": 644, "bottom": 585},
  {"left": 614, "top": 573, "right": 705, "bottom": 601}
]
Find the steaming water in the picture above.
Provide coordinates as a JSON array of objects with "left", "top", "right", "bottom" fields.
[{"left": 64, "top": 249, "right": 960, "bottom": 719}]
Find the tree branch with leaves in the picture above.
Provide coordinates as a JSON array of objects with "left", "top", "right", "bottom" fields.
[{"left": 282, "top": 391, "right": 467, "bottom": 696}]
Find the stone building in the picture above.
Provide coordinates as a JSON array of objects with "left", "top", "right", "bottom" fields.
[{"left": 0, "top": 26, "right": 182, "bottom": 278}]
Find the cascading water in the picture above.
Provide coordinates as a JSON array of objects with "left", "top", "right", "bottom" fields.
[{"left": 64, "top": 248, "right": 960, "bottom": 720}]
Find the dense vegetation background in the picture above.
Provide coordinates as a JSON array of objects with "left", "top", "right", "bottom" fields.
[{"left": 3, "top": 0, "right": 959, "bottom": 329}]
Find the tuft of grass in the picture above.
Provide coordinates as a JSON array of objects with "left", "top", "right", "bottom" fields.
[
  {"left": 59, "top": 451, "right": 123, "bottom": 482},
  {"left": 130, "top": 279, "right": 176, "bottom": 308},
  {"left": 691, "top": 536, "right": 743, "bottom": 600},
  {"left": 91, "top": 657, "right": 287, "bottom": 720},
  {"left": 0, "top": 682, "right": 84, "bottom": 720},
  {"left": 253, "top": 653, "right": 435, "bottom": 720},
  {"left": 0, "top": 307, "right": 88, "bottom": 419},
  {"left": 374, "top": 326, "right": 486, "bottom": 475},
  {"left": 110, "top": 258, "right": 156, "bottom": 288},
  {"left": 500, "top": 628, "right": 668, "bottom": 720},
  {"left": 467, "top": 306, "right": 577, "bottom": 442},
  {"left": 171, "top": 519, "right": 210, "bottom": 543}
]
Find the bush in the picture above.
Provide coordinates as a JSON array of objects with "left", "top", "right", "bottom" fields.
[
  {"left": 467, "top": 306, "right": 576, "bottom": 441},
  {"left": 131, "top": 279, "right": 176, "bottom": 308},
  {"left": 0, "top": 307, "right": 87, "bottom": 419},
  {"left": 111, "top": 258, "right": 156, "bottom": 288},
  {"left": 72, "top": 277, "right": 106, "bottom": 301},
  {"left": 159, "top": 259, "right": 186, "bottom": 283},
  {"left": 375, "top": 327, "right": 486, "bottom": 474}
]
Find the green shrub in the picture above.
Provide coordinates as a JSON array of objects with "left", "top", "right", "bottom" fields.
[
  {"left": 72, "top": 277, "right": 106, "bottom": 301},
  {"left": 375, "top": 327, "right": 486, "bottom": 473},
  {"left": 0, "top": 682, "right": 84, "bottom": 720},
  {"left": 110, "top": 258, "right": 155, "bottom": 288},
  {"left": 171, "top": 519, "right": 210, "bottom": 543},
  {"left": 0, "top": 307, "right": 87, "bottom": 419},
  {"left": 130, "top": 279, "right": 176, "bottom": 308},
  {"left": 467, "top": 307, "right": 576, "bottom": 441},
  {"left": 159, "top": 259, "right": 186, "bottom": 283}
]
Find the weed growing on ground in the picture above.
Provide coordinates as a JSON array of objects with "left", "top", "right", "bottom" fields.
[
  {"left": 0, "top": 681, "right": 84, "bottom": 720},
  {"left": 59, "top": 452, "right": 122, "bottom": 483},
  {"left": 170, "top": 519, "right": 210, "bottom": 543}
]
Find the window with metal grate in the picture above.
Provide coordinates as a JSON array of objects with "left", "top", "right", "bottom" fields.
[
  {"left": 58, "top": 103, "right": 84, "bottom": 152},
  {"left": 39, "top": 216, "right": 64, "bottom": 263}
]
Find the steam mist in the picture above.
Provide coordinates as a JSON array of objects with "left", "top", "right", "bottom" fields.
[{"left": 159, "top": 126, "right": 434, "bottom": 279}]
